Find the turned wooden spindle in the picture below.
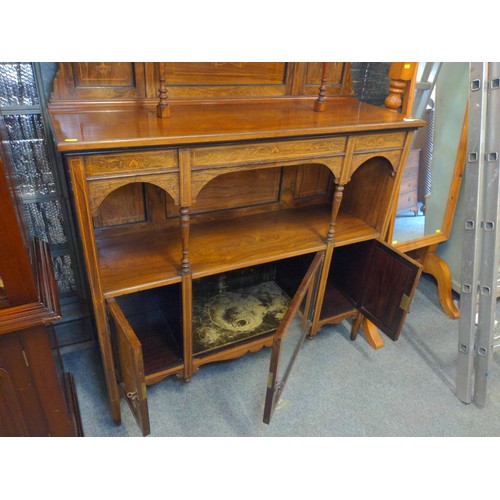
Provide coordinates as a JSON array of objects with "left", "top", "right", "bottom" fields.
[
  {"left": 180, "top": 207, "right": 190, "bottom": 274},
  {"left": 384, "top": 62, "right": 417, "bottom": 112},
  {"left": 314, "top": 62, "right": 328, "bottom": 112},
  {"left": 157, "top": 62, "right": 170, "bottom": 118},
  {"left": 327, "top": 184, "right": 344, "bottom": 242}
]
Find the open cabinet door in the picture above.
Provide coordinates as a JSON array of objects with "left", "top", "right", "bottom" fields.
[
  {"left": 107, "top": 297, "right": 151, "bottom": 436},
  {"left": 331, "top": 240, "right": 422, "bottom": 341},
  {"left": 263, "top": 251, "right": 325, "bottom": 424}
]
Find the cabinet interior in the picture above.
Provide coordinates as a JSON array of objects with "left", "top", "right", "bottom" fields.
[
  {"left": 114, "top": 284, "right": 183, "bottom": 377},
  {"left": 192, "top": 253, "right": 315, "bottom": 356}
]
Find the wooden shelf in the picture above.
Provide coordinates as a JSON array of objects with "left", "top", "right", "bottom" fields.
[
  {"left": 97, "top": 226, "right": 182, "bottom": 298},
  {"left": 190, "top": 206, "right": 380, "bottom": 279},
  {"left": 97, "top": 204, "right": 380, "bottom": 297}
]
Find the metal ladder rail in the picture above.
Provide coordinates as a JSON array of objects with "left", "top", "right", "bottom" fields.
[
  {"left": 456, "top": 62, "right": 488, "bottom": 403},
  {"left": 474, "top": 62, "right": 500, "bottom": 407},
  {"left": 412, "top": 62, "right": 442, "bottom": 119}
]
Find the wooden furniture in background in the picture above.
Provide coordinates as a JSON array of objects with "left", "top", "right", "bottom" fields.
[
  {"left": 0, "top": 148, "right": 82, "bottom": 437},
  {"left": 48, "top": 62, "right": 425, "bottom": 434},
  {"left": 397, "top": 149, "right": 421, "bottom": 215}
]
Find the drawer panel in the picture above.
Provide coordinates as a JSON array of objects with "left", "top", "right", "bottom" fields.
[
  {"left": 354, "top": 132, "right": 406, "bottom": 152},
  {"left": 192, "top": 136, "right": 347, "bottom": 169},
  {"left": 399, "top": 176, "right": 418, "bottom": 195},
  {"left": 397, "top": 190, "right": 418, "bottom": 211},
  {"left": 85, "top": 150, "right": 178, "bottom": 177},
  {"left": 402, "top": 164, "right": 419, "bottom": 180}
]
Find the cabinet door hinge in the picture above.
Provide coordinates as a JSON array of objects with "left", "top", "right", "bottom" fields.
[{"left": 399, "top": 293, "right": 411, "bottom": 312}]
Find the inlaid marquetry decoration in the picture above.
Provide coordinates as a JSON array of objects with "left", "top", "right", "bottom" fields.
[
  {"left": 88, "top": 175, "right": 180, "bottom": 215},
  {"left": 73, "top": 63, "right": 135, "bottom": 87},
  {"left": 84, "top": 150, "right": 178, "bottom": 177}
]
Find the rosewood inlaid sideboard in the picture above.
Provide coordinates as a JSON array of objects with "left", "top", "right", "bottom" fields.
[{"left": 47, "top": 62, "right": 425, "bottom": 435}]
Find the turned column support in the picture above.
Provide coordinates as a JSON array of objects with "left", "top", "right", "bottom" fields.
[
  {"left": 327, "top": 184, "right": 344, "bottom": 243},
  {"left": 157, "top": 62, "right": 170, "bottom": 118},
  {"left": 180, "top": 206, "right": 191, "bottom": 275}
]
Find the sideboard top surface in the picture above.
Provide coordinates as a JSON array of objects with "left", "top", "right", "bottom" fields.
[{"left": 49, "top": 97, "right": 424, "bottom": 153}]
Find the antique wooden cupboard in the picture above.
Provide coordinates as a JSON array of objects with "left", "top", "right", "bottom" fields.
[
  {"left": 0, "top": 146, "right": 82, "bottom": 436},
  {"left": 47, "top": 62, "right": 425, "bottom": 435}
]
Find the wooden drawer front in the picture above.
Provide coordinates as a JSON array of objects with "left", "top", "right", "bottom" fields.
[
  {"left": 402, "top": 164, "right": 419, "bottom": 180},
  {"left": 398, "top": 190, "right": 417, "bottom": 209},
  {"left": 399, "top": 176, "right": 418, "bottom": 195},
  {"left": 354, "top": 132, "right": 406, "bottom": 152},
  {"left": 191, "top": 137, "right": 347, "bottom": 169},
  {"left": 85, "top": 150, "right": 178, "bottom": 177}
]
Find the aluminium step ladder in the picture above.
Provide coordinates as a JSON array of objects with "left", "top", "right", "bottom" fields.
[{"left": 456, "top": 62, "right": 500, "bottom": 406}]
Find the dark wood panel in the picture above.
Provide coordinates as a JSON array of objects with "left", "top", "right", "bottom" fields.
[
  {"left": 107, "top": 297, "right": 150, "bottom": 436},
  {"left": 0, "top": 157, "right": 38, "bottom": 306},
  {"left": 164, "top": 62, "right": 286, "bottom": 85},
  {"left": 0, "top": 333, "right": 48, "bottom": 436},
  {"left": 294, "top": 164, "right": 332, "bottom": 199},
  {"left": 73, "top": 62, "right": 135, "bottom": 87},
  {"left": 359, "top": 244, "right": 421, "bottom": 340},
  {"left": 190, "top": 168, "right": 281, "bottom": 215},
  {"left": 302, "top": 62, "right": 353, "bottom": 95},
  {"left": 0, "top": 367, "right": 29, "bottom": 436},
  {"left": 329, "top": 240, "right": 421, "bottom": 340},
  {"left": 305, "top": 62, "right": 346, "bottom": 87},
  {"left": 93, "top": 183, "right": 146, "bottom": 228}
]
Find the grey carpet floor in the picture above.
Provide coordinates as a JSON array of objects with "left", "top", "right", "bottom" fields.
[{"left": 62, "top": 274, "right": 500, "bottom": 437}]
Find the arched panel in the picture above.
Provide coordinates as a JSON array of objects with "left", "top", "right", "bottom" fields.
[
  {"left": 191, "top": 159, "right": 341, "bottom": 203},
  {"left": 341, "top": 156, "right": 396, "bottom": 233},
  {"left": 88, "top": 174, "right": 179, "bottom": 216},
  {"left": 346, "top": 150, "right": 401, "bottom": 183}
]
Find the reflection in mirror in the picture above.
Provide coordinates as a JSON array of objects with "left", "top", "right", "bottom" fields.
[
  {"left": 392, "top": 63, "right": 469, "bottom": 245},
  {"left": 263, "top": 251, "right": 324, "bottom": 424}
]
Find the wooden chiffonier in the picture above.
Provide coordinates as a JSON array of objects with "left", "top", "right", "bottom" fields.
[{"left": 47, "top": 62, "right": 425, "bottom": 435}]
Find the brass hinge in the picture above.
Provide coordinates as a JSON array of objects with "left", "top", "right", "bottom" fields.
[{"left": 399, "top": 293, "right": 411, "bottom": 311}]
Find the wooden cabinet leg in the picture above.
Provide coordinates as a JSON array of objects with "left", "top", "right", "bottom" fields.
[
  {"left": 350, "top": 312, "right": 363, "bottom": 340},
  {"left": 351, "top": 314, "right": 384, "bottom": 350},
  {"left": 361, "top": 318, "right": 384, "bottom": 350},
  {"left": 423, "top": 251, "right": 460, "bottom": 320}
]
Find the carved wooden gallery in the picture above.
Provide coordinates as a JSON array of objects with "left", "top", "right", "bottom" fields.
[{"left": 1, "top": 62, "right": 466, "bottom": 437}]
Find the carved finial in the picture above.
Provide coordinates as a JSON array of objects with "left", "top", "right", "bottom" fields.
[
  {"left": 157, "top": 62, "right": 170, "bottom": 118},
  {"left": 314, "top": 62, "right": 328, "bottom": 112},
  {"left": 384, "top": 62, "right": 417, "bottom": 112},
  {"left": 384, "top": 79, "right": 407, "bottom": 110}
]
